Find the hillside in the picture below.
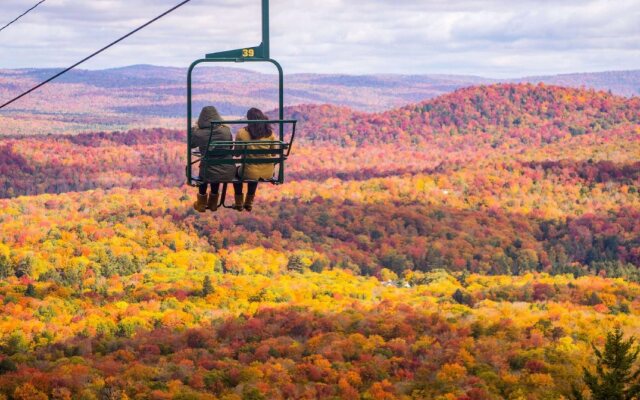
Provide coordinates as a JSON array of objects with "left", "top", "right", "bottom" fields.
[
  {"left": 1, "top": 84, "right": 638, "bottom": 195},
  {"left": 287, "top": 83, "right": 640, "bottom": 144},
  {"left": 0, "top": 186, "right": 639, "bottom": 398},
  {"left": 0, "top": 66, "right": 638, "bottom": 135},
  {"left": 0, "top": 84, "right": 638, "bottom": 277},
  {"left": 0, "top": 83, "right": 639, "bottom": 399},
  {"left": 2, "top": 83, "right": 638, "bottom": 191}
]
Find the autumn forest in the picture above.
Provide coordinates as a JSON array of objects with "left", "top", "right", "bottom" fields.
[{"left": 0, "top": 81, "right": 639, "bottom": 399}]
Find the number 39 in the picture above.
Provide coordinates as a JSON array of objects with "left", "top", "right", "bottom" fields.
[{"left": 242, "top": 49, "right": 255, "bottom": 57}]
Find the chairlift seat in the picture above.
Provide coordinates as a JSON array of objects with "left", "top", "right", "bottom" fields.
[{"left": 187, "top": 120, "right": 297, "bottom": 209}]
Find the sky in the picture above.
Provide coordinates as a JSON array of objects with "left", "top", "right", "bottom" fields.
[{"left": 0, "top": 0, "right": 638, "bottom": 77}]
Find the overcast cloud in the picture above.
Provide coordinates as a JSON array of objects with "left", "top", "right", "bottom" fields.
[{"left": 0, "top": 0, "right": 638, "bottom": 77}]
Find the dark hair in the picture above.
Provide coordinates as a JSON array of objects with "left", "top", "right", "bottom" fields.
[{"left": 246, "top": 108, "right": 273, "bottom": 140}]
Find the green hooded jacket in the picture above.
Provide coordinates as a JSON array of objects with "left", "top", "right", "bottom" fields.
[{"left": 190, "top": 106, "right": 237, "bottom": 182}]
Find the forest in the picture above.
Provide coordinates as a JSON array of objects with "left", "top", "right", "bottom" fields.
[{"left": 0, "top": 83, "right": 638, "bottom": 399}]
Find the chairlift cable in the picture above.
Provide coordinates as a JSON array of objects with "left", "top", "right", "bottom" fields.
[
  {"left": 0, "top": 0, "right": 46, "bottom": 34},
  {"left": 0, "top": 0, "right": 193, "bottom": 110}
]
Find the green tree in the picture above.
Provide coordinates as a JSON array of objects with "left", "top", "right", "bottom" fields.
[
  {"left": 0, "top": 358, "right": 17, "bottom": 375},
  {"left": 515, "top": 248, "right": 539, "bottom": 274},
  {"left": 579, "top": 327, "right": 640, "bottom": 400},
  {"left": 3, "top": 331, "right": 29, "bottom": 355},
  {"left": 0, "top": 255, "right": 13, "bottom": 279},
  {"left": 380, "top": 250, "right": 414, "bottom": 274},
  {"left": 25, "top": 283, "right": 36, "bottom": 298},
  {"left": 100, "top": 386, "right": 124, "bottom": 400},
  {"left": 202, "top": 275, "right": 214, "bottom": 296},
  {"left": 310, "top": 258, "right": 328, "bottom": 273},
  {"left": 452, "top": 289, "right": 473, "bottom": 306},
  {"left": 14, "top": 256, "right": 33, "bottom": 278},
  {"left": 587, "top": 292, "right": 603, "bottom": 306},
  {"left": 456, "top": 270, "right": 470, "bottom": 287},
  {"left": 287, "top": 255, "right": 305, "bottom": 273}
]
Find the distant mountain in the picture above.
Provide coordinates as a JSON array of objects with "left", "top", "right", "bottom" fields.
[
  {"left": 285, "top": 83, "right": 640, "bottom": 145},
  {"left": 0, "top": 65, "right": 494, "bottom": 116},
  {"left": 0, "top": 66, "right": 638, "bottom": 135},
  {"left": 517, "top": 70, "right": 640, "bottom": 97}
]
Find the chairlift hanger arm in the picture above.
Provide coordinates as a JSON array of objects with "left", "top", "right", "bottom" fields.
[{"left": 205, "top": 0, "right": 270, "bottom": 60}]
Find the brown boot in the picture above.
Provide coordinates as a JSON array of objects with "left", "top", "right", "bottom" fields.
[
  {"left": 233, "top": 194, "right": 244, "bottom": 211},
  {"left": 243, "top": 194, "right": 255, "bottom": 212},
  {"left": 193, "top": 193, "right": 207, "bottom": 213},
  {"left": 207, "top": 193, "right": 219, "bottom": 212}
]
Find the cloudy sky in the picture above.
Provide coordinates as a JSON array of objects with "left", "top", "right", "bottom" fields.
[{"left": 0, "top": 0, "right": 638, "bottom": 77}]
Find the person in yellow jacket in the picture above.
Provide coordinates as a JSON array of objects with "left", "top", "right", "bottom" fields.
[{"left": 233, "top": 108, "right": 277, "bottom": 211}]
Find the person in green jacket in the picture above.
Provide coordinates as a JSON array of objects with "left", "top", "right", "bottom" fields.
[
  {"left": 191, "top": 106, "right": 236, "bottom": 212},
  {"left": 233, "top": 108, "right": 277, "bottom": 212}
]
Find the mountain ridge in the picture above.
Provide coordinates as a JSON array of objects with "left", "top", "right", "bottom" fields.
[
  {"left": 4, "top": 65, "right": 638, "bottom": 93},
  {"left": 1, "top": 83, "right": 638, "bottom": 199},
  {"left": 1, "top": 66, "right": 638, "bottom": 135},
  {"left": 282, "top": 83, "right": 640, "bottom": 145}
]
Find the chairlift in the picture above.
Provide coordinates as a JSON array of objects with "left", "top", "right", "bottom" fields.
[{"left": 186, "top": 0, "right": 297, "bottom": 209}]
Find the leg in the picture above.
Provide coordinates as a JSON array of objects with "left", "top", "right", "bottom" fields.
[
  {"left": 247, "top": 182, "right": 258, "bottom": 196},
  {"left": 194, "top": 183, "right": 208, "bottom": 213},
  {"left": 244, "top": 182, "right": 258, "bottom": 212},
  {"left": 232, "top": 182, "right": 244, "bottom": 211},
  {"left": 207, "top": 183, "right": 220, "bottom": 212},
  {"left": 233, "top": 182, "right": 243, "bottom": 195}
]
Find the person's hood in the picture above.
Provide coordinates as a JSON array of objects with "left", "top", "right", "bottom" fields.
[{"left": 197, "top": 106, "right": 223, "bottom": 129}]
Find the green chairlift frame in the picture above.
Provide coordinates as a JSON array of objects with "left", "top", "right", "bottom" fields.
[{"left": 186, "top": 0, "right": 297, "bottom": 194}]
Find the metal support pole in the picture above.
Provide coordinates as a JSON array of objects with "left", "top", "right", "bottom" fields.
[{"left": 262, "top": 0, "right": 270, "bottom": 58}]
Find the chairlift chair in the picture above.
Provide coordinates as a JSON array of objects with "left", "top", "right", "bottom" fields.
[{"left": 186, "top": 0, "right": 297, "bottom": 209}]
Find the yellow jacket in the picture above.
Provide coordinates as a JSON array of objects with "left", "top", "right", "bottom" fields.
[{"left": 236, "top": 128, "right": 277, "bottom": 181}]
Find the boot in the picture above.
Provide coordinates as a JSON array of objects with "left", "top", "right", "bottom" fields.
[
  {"left": 233, "top": 194, "right": 244, "bottom": 211},
  {"left": 193, "top": 193, "right": 207, "bottom": 213},
  {"left": 207, "top": 193, "right": 219, "bottom": 212},
  {"left": 243, "top": 194, "right": 255, "bottom": 212}
]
